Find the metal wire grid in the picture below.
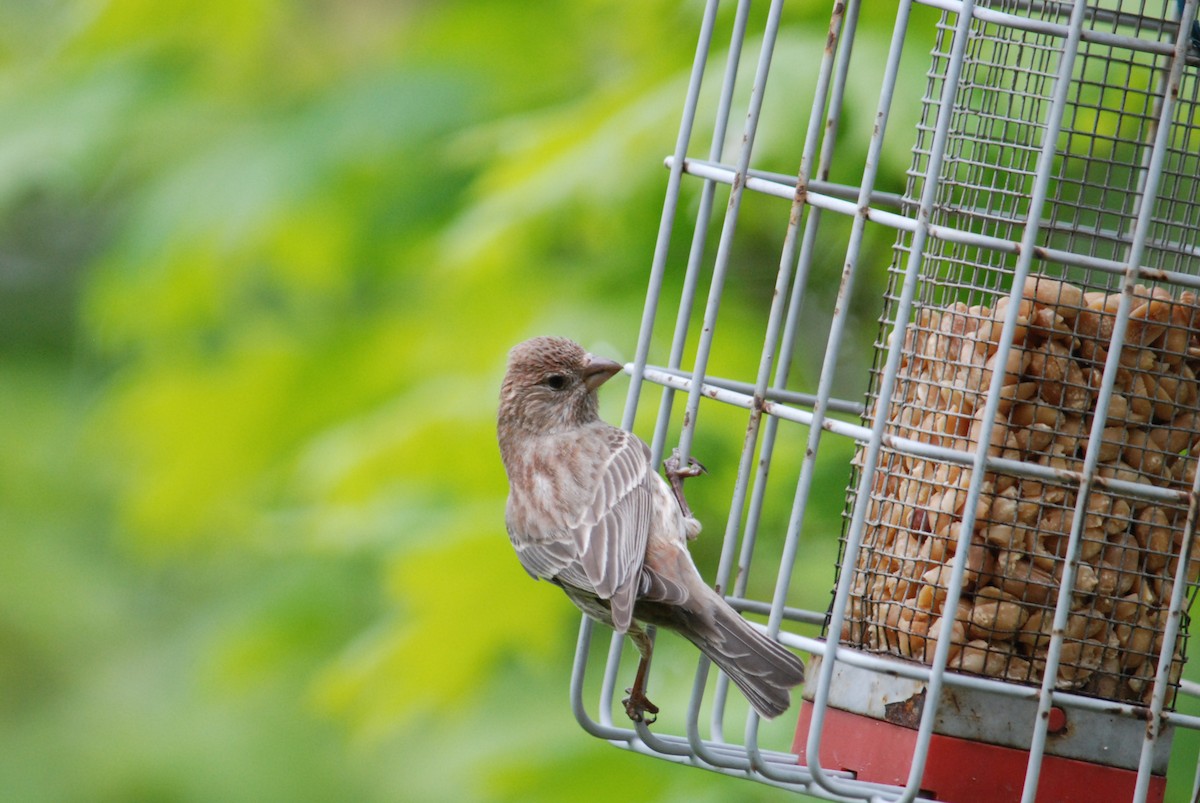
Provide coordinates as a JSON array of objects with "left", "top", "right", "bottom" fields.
[
  {"left": 566, "top": 0, "right": 1200, "bottom": 801},
  {"left": 903, "top": 3, "right": 1200, "bottom": 278}
]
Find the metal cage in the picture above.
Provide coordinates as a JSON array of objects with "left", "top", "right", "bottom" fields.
[{"left": 571, "top": 1, "right": 1200, "bottom": 801}]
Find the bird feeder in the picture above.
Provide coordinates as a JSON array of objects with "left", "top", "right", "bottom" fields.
[{"left": 570, "top": 1, "right": 1200, "bottom": 801}]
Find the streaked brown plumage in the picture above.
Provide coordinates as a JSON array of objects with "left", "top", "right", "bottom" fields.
[{"left": 497, "top": 336, "right": 805, "bottom": 722}]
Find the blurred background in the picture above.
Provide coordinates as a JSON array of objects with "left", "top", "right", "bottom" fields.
[{"left": 0, "top": 0, "right": 943, "bottom": 800}]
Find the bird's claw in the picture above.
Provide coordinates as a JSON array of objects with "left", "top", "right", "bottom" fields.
[
  {"left": 664, "top": 448, "right": 705, "bottom": 521},
  {"left": 664, "top": 448, "right": 707, "bottom": 480},
  {"left": 623, "top": 688, "right": 660, "bottom": 725}
]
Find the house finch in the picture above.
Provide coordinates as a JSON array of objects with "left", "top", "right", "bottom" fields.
[{"left": 497, "top": 336, "right": 805, "bottom": 722}]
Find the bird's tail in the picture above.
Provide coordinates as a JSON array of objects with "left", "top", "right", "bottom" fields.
[{"left": 683, "top": 591, "right": 806, "bottom": 719}]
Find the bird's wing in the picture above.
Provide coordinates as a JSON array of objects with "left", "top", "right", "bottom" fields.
[
  {"left": 509, "top": 526, "right": 573, "bottom": 580},
  {"left": 570, "top": 428, "right": 654, "bottom": 632},
  {"left": 510, "top": 428, "right": 653, "bottom": 633}
]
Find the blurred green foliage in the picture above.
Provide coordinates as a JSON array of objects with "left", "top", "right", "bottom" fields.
[
  {"left": 0, "top": 0, "right": 915, "bottom": 799},
  {"left": 21, "top": 1, "right": 1196, "bottom": 802}
]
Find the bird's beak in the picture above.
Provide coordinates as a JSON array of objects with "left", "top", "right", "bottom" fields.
[{"left": 583, "top": 354, "right": 623, "bottom": 391}]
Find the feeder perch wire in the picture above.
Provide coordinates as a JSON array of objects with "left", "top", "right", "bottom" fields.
[{"left": 573, "top": 1, "right": 1200, "bottom": 801}]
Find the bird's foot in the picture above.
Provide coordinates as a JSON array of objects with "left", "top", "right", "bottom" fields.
[
  {"left": 622, "top": 687, "right": 660, "bottom": 725},
  {"left": 665, "top": 448, "right": 707, "bottom": 481},
  {"left": 664, "top": 448, "right": 706, "bottom": 521}
]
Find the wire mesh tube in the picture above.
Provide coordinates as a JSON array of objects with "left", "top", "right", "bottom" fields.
[
  {"left": 837, "top": 0, "right": 1200, "bottom": 712},
  {"left": 840, "top": 278, "right": 1198, "bottom": 705}
]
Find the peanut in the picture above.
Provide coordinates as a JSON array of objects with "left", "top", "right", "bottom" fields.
[{"left": 967, "top": 587, "right": 1029, "bottom": 638}]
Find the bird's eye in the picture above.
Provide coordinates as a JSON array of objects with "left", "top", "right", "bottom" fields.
[{"left": 543, "top": 374, "right": 568, "bottom": 391}]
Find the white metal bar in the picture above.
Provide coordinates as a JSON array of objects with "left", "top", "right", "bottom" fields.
[
  {"left": 940, "top": 1, "right": 1091, "bottom": 797},
  {"left": 1136, "top": 454, "right": 1200, "bottom": 797},
  {"left": 806, "top": 0, "right": 954, "bottom": 798},
  {"left": 669, "top": 157, "right": 909, "bottom": 208},
  {"left": 647, "top": 0, "right": 754, "bottom": 468},
  {"left": 676, "top": 0, "right": 794, "bottom": 774},
  {"left": 742, "top": 0, "right": 860, "bottom": 776},
  {"left": 672, "top": 0, "right": 786, "bottom": 467},
  {"left": 1130, "top": 1, "right": 1200, "bottom": 798},
  {"left": 918, "top": 0, "right": 1189, "bottom": 56},
  {"left": 1021, "top": 0, "right": 1199, "bottom": 795},
  {"left": 589, "top": 0, "right": 722, "bottom": 736},
  {"left": 667, "top": 156, "right": 1200, "bottom": 291},
  {"left": 649, "top": 0, "right": 755, "bottom": 748},
  {"left": 644, "top": 365, "right": 865, "bottom": 417},
  {"left": 635, "top": 365, "right": 1191, "bottom": 507},
  {"left": 872, "top": 0, "right": 1038, "bottom": 795},
  {"left": 620, "top": 0, "right": 718, "bottom": 432}
]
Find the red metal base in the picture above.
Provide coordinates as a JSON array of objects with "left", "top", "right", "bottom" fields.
[{"left": 793, "top": 701, "right": 1165, "bottom": 803}]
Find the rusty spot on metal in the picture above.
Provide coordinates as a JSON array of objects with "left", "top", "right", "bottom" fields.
[
  {"left": 825, "top": 4, "right": 844, "bottom": 53},
  {"left": 884, "top": 688, "right": 926, "bottom": 729}
]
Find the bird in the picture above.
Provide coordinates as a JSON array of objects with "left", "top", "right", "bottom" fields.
[{"left": 497, "top": 336, "right": 805, "bottom": 723}]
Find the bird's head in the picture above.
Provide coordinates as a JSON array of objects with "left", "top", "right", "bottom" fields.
[{"left": 497, "top": 336, "right": 623, "bottom": 437}]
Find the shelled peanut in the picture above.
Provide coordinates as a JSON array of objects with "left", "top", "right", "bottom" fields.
[{"left": 843, "top": 276, "right": 1200, "bottom": 705}]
